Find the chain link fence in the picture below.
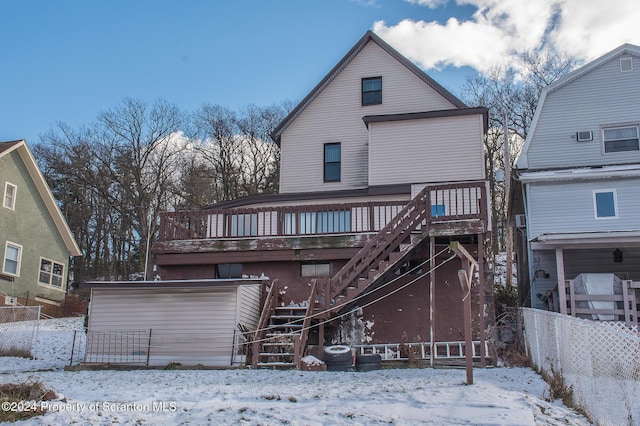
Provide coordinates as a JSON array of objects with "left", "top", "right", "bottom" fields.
[
  {"left": 522, "top": 307, "right": 640, "bottom": 425},
  {"left": 0, "top": 306, "right": 41, "bottom": 358}
]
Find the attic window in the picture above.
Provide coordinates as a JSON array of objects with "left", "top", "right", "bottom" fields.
[
  {"left": 620, "top": 57, "right": 633, "bottom": 72},
  {"left": 3, "top": 182, "right": 16, "bottom": 210},
  {"left": 362, "top": 77, "right": 382, "bottom": 106}
]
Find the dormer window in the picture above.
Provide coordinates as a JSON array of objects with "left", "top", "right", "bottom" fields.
[{"left": 362, "top": 77, "right": 382, "bottom": 106}]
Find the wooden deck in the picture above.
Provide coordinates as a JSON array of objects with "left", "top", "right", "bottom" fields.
[{"left": 157, "top": 181, "right": 489, "bottom": 242}]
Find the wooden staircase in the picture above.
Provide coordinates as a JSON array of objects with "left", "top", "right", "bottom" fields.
[
  {"left": 328, "top": 184, "right": 432, "bottom": 311},
  {"left": 252, "top": 186, "right": 434, "bottom": 368}
]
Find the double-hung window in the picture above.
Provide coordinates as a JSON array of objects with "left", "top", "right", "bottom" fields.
[
  {"left": 324, "top": 143, "right": 341, "bottom": 182},
  {"left": 603, "top": 126, "right": 639, "bottom": 153},
  {"left": 3, "top": 182, "right": 16, "bottom": 210},
  {"left": 39, "top": 258, "right": 65, "bottom": 289},
  {"left": 593, "top": 189, "right": 618, "bottom": 219},
  {"left": 362, "top": 77, "right": 382, "bottom": 106},
  {"left": 3, "top": 242, "right": 22, "bottom": 276}
]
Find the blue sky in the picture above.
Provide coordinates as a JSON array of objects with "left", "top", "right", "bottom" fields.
[{"left": 1, "top": 0, "right": 638, "bottom": 145}]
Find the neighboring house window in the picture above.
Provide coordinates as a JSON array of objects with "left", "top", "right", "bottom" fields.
[
  {"left": 3, "top": 242, "right": 22, "bottom": 276},
  {"left": 362, "top": 77, "right": 382, "bottom": 106},
  {"left": 301, "top": 262, "right": 331, "bottom": 277},
  {"left": 593, "top": 189, "right": 618, "bottom": 219},
  {"left": 324, "top": 143, "right": 341, "bottom": 182},
  {"left": 3, "top": 182, "right": 16, "bottom": 210},
  {"left": 229, "top": 213, "right": 258, "bottom": 237},
  {"left": 38, "top": 258, "right": 65, "bottom": 289},
  {"left": 603, "top": 126, "right": 639, "bottom": 153}
]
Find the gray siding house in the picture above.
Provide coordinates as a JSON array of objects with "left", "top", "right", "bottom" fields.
[{"left": 513, "top": 44, "right": 640, "bottom": 323}]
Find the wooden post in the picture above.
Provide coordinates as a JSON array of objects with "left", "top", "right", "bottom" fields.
[
  {"left": 556, "top": 248, "right": 567, "bottom": 314},
  {"left": 429, "top": 236, "right": 435, "bottom": 367},
  {"left": 478, "top": 234, "right": 486, "bottom": 367},
  {"left": 450, "top": 241, "right": 477, "bottom": 385}
]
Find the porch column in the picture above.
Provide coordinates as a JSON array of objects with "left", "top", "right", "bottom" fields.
[{"left": 556, "top": 248, "right": 567, "bottom": 314}]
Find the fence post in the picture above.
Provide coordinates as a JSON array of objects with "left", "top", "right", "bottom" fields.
[{"left": 146, "top": 328, "right": 152, "bottom": 366}]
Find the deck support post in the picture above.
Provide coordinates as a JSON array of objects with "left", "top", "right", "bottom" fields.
[
  {"left": 450, "top": 241, "right": 477, "bottom": 385},
  {"left": 429, "top": 237, "right": 435, "bottom": 368}
]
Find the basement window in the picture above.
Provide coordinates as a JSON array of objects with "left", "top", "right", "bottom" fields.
[
  {"left": 217, "top": 264, "right": 243, "bottom": 279},
  {"left": 301, "top": 263, "right": 331, "bottom": 277}
]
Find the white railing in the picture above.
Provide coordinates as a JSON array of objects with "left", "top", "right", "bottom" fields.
[
  {"left": 352, "top": 340, "right": 491, "bottom": 363},
  {"left": 522, "top": 308, "right": 640, "bottom": 425}
]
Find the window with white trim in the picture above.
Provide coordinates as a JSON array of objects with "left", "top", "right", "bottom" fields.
[
  {"left": 38, "top": 258, "right": 65, "bottom": 289},
  {"left": 593, "top": 189, "right": 618, "bottom": 219},
  {"left": 3, "top": 182, "right": 16, "bottom": 210},
  {"left": 3, "top": 242, "right": 22, "bottom": 276},
  {"left": 603, "top": 125, "right": 639, "bottom": 153}
]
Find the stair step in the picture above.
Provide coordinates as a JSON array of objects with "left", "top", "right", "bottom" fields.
[
  {"left": 259, "top": 352, "right": 293, "bottom": 356},
  {"left": 271, "top": 315, "right": 306, "bottom": 319},
  {"left": 269, "top": 323, "right": 303, "bottom": 328},
  {"left": 265, "top": 332, "right": 300, "bottom": 337},
  {"left": 256, "top": 362, "right": 296, "bottom": 367},
  {"left": 263, "top": 342, "right": 294, "bottom": 346}
]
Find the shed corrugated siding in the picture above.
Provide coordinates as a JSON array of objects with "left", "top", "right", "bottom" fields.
[
  {"left": 236, "top": 285, "right": 261, "bottom": 329},
  {"left": 527, "top": 177, "right": 640, "bottom": 239},
  {"left": 369, "top": 115, "right": 484, "bottom": 186},
  {"left": 88, "top": 287, "right": 238, "bottom": 366},
  {"left": 280, "top": 42, "right": 456, "bottom": 194},
  {"left": 529, "top": 248, "right": 640, "bottom": 310},
  {"left": 526, "top": 54, "right": 640, "bottom": 170}
]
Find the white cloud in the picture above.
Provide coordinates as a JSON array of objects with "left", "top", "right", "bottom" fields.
[{"left": 375, "top": 0, "right": 640, "bottom": 75}]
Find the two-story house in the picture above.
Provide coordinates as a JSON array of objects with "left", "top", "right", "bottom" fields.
[
  {"left": 147, "top": 31, "right": 493, "bottom": 368},
  {"left": 513, "top": 44, "right": 640, "bottom": 324},
  {"left": 0, "top": 140, "right": 81, "bottom": 316}
]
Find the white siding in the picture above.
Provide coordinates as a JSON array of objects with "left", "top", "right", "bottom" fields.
[
  {"left": 87, "top": 287, "right": 244, "bottom": 366},
  {"left": 280, "top": 41, "right": 457, "bottom": 194},
  {"left": 369, "top": 114, "right": 484, "bottom": 186},
  {"left": 526, "top": 177, "right": 640, "bottom": 239},
  {"left": 525, "top": 54, "right": 640, "bottom": 170},
  {"left": 236, "top": 284, "right": 261, "bottom": 329}
]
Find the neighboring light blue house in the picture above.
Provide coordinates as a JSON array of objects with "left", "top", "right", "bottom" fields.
[{"left": 513, "top": 44, "right": 640, "bottom": 324}]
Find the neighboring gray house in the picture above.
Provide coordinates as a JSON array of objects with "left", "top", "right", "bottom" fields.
[{"left": 513, "top": 44, "right": 640, "bottom": 323}]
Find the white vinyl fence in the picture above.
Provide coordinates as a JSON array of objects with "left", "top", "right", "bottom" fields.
[
  {"left": 0, "top": 306, "right": 41, "bottom": 358},
  {"left": 522, "top": 308, "right": 640, "bottom": 426}
]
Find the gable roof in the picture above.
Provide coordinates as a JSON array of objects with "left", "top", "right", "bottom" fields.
[
  {"left": 0, "top": 140, "right": 82, "bottom": 256},
  {"left": 270, "top": 30, "right": 468, "bottom": 145},
  {"left": 516, "top": 43, "right": 640, "bottom": 170}
]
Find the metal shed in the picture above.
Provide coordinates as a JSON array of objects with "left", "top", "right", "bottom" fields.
[{"left": 81, "top": 278, "right": 266, "bottom": 367}]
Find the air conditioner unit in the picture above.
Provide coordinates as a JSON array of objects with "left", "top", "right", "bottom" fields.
[
  {"left": 4, "top": 295, "right": 17, "bottom": 306},
  {"left": 576, "top": 130, "right": 593, "bottom": 142},
  {"left": 515, "top": 214, "right": 527, "bottom": 228}
]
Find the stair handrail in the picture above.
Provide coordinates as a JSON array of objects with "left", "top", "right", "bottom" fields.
[
  {"left": 251, "top": 279, "right": 280, "bottom": 366},
  {"left": 294, "top": 279, "right": 318, "bottom": 367},
  {"left": 329, "top": 185, "right": 431, "bottom": 300}
]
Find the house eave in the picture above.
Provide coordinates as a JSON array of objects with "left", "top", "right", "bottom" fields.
[
  {"left": 518, "top": 164, "right": 640, "bottom": 183},
  {"left": 362, "top": 107, "right": 489, "bottom": 133},
  {"left": 530, "top": 230, "right": 640, "bottom": 249}
]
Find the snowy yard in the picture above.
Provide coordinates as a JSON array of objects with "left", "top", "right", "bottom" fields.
[{"left": 0, "top": 317, "right": 590, "bottom": 425}]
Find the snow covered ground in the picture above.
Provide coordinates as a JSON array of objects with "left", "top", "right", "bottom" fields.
[{"left": 1, "top": 317, "right": 590, "bottom": 425}]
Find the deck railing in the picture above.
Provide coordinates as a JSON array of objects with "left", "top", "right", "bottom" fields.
[{"left": 158, "top": 181, "right": 488, "bottom": 241}]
